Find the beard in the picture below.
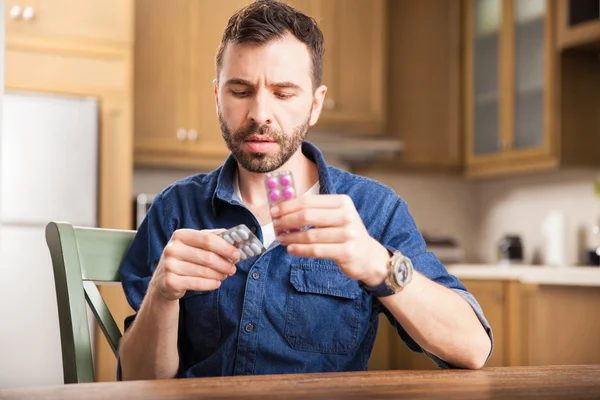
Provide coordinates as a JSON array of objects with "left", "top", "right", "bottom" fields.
[{"left": 219, "top": 109, "right": 311, "bottom": 173}]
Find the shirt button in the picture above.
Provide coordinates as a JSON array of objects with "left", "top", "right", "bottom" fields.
[
  {"left": 250, "top": 226, "right": 257, "bottom": 233},
  {"left": 252, "top": 272, "right": 260, "bottom": 280},
  {"left": 245, "top": 323, "right": 254, "bottom": 333}
]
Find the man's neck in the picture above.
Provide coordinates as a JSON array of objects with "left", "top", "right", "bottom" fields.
[{"left": 237, "top": 149, "right": 319, "bottom": 224}]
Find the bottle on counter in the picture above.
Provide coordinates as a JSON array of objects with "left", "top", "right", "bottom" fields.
[
  {"left": 587, "top": 222, "right": 600, "bottom": 266},
  {"left": 587, "top": 173, "right": 600, "bottom": 266}
]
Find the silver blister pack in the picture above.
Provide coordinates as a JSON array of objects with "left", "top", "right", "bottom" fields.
[{"left": 218, "top": 224, "right": 266, "bottom": 262}]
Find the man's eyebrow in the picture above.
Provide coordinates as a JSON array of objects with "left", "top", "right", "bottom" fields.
[
  {"left": 224, "top": 79, "right": 302, "bottom": 91},
  {"left": 271, "top": 82, "right": 302, "bottom": 91},
  {"left": 225, "top": 78, "right": 252, "bottom": 86}
]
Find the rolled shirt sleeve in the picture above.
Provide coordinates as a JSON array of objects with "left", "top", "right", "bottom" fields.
[{"left": 376, "top": 198, "right": 494, "bottom": 368}]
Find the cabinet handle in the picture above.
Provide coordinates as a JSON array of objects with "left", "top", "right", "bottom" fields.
[
  {"left": 22, "top": 6, "right": 35, "bottom": 21},
  {"left": 9, "top": 5, "right": 22, "bottom": 19},
  {"left": 176, "top": 128, "right": 187, "bottom": 141},
  {"left": 187, "top": 129, "right": 198, "bottom": 141},
  {"left": 323, "top": 98, "right": 336, "bottom": 110}
]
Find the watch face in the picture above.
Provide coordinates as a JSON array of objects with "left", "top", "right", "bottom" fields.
[{"left": 395, "top": 257, "right": 413, "bottom": 286}]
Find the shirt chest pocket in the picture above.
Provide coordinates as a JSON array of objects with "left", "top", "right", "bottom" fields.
[
  {"left": 180, "top": 290, "right": 221, "bottom": 349},
  {"left": 284, "top": 263, "right": 364, "bottom": 354}
]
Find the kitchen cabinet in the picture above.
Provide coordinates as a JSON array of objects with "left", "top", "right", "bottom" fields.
[
  {"left": 5, "top": 0, "right": 132, "bottom": 46},
  {"left": 392, "top": 277, "right": 600, "bottom": 369},
  {"left": 133, "top": 0, "right": 251, "bottom": 170},
  {"left": 557, "top": 0, "right": 600, "bottom": 49},
  {"left": 134, "top": 0, "right": 387, "bottom": 170},
  {"left": 464, "top": 0, "right": 600, "bottom": 178},
  {"left": 5, "top": 0, "right": 135, "bottom": 383},
  {"left": 285, "top": 0, "right": 386, "bottom": 135},
  {"left": 373, "top": 0, "right": 463, "bottom": 172}
]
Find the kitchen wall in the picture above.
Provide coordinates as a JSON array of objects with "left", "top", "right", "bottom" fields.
[
  {"left": 133, "top": 165, "right": 481, "bottom": 261},
  {"left": 476, "top": 168, "right": 599, "bottom": 266},
  {"left": 135, "top": 165, "right": 600, "bottom": 267}
]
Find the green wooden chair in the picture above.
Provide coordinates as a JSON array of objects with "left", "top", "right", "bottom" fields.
[{"left": 45, "top": 221, "right": 136, "bottom": 384}]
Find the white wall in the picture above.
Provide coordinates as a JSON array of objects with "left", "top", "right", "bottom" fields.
[
  {"left": 476, "top": 168, "right": 599, "bottom": 265},
  {"left": 134, "top": 164, "right": 600, "bottom": 268}
]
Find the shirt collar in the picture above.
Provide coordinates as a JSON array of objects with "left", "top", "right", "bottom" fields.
[{"left": 211, "top": 140, "right": 336, "bottom": 214}]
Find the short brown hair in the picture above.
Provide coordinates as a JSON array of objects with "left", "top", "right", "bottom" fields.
[{"left": 215, "top": 0, "right": 324, "bottom": 89}]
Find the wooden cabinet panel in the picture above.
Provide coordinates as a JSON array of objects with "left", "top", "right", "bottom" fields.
[
  {"left": 382, "top": 0, "right": 462, "bottom": 171},
  {"left": 133, "top": 0, "right": 191, "bottom": 157},
  {"left": 5, "top": 49, "right": 127, "bottom": 94},
  {"left": 189, "top": 1, "right": 251, "bottom": 158},
  {"left": 464, "top": 0, "right": 600, "bottom": 178},
  {"left": 290, "top": 0, "right": 386, "bottom": 134},
  {"left": 135, "top": 0, "right": 387, "bottom": 169},
  {"left": 316, "top": 0, "right": 386, "bottom": 134},
  {"left": 461, "top": 280, "right": 506, "bottom": 367},
  {"left": 5, "top": 0, "right": 133, "bottom": 45}
]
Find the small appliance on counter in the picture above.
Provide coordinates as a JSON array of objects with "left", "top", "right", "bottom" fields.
[
  {"left": 423, "top": 234, "right": 465, "bottom": 264},
  {"left": 497, "top": 234, "right": 524, "bottom": 265},
  {"left": 133, "top": 193, "right": 156, "bottom": 229}
]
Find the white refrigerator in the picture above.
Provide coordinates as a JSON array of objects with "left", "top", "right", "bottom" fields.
[{"left": 0, "top": 91, "right": 99, "bottom": 387}]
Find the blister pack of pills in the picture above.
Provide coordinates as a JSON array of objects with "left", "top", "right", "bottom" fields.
[
  {"left": 264, "top": 170, "right": 301, "bottom": 235},
  {"left": 218, "top": 224, "right": 266, "bottom": 262}
]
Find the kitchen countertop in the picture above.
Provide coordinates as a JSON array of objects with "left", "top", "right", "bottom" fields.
[{"left": 446, "top": 264, "right": 600, "bottom": 287}]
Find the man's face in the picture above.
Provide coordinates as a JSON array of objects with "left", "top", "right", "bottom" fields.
[{"left": 215, "top": 33, "right": 326, "bottom": 173}]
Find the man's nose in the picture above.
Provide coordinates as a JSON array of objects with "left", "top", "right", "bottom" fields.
[{"left": 248, "top": 91, "right": 273, "bottom": 125}]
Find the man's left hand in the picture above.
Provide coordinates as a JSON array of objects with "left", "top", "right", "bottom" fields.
[{"left": 270, "top": 194, "right": 390, "bottom": 287}]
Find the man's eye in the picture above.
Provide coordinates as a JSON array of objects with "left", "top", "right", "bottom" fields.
[
  {"left": 275, "top": 92, "right": 292, "bottom": 99},
  {"left": 231, "top": 90, "right": 249, "bottom": 97}
]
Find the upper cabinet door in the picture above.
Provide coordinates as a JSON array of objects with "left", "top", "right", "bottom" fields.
[
  {"left": 511, "top": 0, "right": 548, "bottom": 151},
  {"left": 134, "top": 0, "right": 191, "bottom": 156},
  {"left": 318, "top": 0, "right": 386, "bottom": 134},
  {"left": 284, "top": 0, "right": 386, "bottom": 134},
  {"left": 5, "top": 0, "right": 133, "bottom": 45},
  {"left": 469, "top": 0, "right": 502, "bottom": 157},
  {"left": 188, "top": 0, "right": 252, "bottom": 160}
]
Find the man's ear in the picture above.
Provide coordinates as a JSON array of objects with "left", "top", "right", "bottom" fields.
[
  {"left": 309, "top": 85, "right": 328, "bottom": 126},
  {"left": 213, "top": 78, "right": 219, "bottom": 114}
]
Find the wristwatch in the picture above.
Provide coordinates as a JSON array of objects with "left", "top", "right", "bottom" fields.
[{"left": 363, "top": 249, "right": 414, "bottom": 297}]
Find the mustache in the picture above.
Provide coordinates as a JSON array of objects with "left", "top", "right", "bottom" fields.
[{"left": 234, "top": 123, "right": 281, "bottom": 141}]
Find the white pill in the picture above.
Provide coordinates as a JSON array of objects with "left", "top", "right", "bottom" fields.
[
  {"left": 223, "top": 234, "right": 235, "bottom": 245},
  {"left": 238, "top": 248, "right": 248, "bottom": 260},
  {"left": 231, "top": 231, "right": 242, "bottom": 242},
  {"left": 243, "top": 245, "right": 254, "bottom": 257},
  {"left": 250, "top": 243, "right": 262, "bottom": 254},
  {"left": 238, "top": 228, "right": 250, "bottom": 240}
]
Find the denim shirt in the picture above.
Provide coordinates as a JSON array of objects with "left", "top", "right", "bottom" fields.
[{"left": 119, "top": 141, "right": 493, "bottom": 378}]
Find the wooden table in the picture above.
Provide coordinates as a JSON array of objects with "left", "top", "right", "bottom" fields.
[{"left": 1, "top": 365, "right": 599, "bottom": 399}]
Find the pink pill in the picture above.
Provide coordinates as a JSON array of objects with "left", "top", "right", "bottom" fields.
[
  {"left": 280, "top": 174, "right": 292, "bottom": 187},
  {"left": 269, "top": 189, "right": 281, "bottom": 202},
  {"left": 282, "top": 188, "right": 295, "bottom": 200},
  {"left": 266, "top": 177, "right": 278, "bottom": 189}
]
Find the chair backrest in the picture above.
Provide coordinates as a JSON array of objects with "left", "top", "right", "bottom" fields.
[{"left": 45, "top": 221, "right": 136, "bottom": 384}]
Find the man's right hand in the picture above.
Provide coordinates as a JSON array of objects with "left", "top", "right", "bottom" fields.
[{"left": 149, "top": 229, "right": 240, "bottom": 302}]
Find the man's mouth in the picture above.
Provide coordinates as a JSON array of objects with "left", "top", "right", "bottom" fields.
[{"left": 245, "top": 135, "right": 275, "bottom": 143}]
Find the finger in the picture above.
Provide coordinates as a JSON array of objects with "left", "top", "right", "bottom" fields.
[
  {"left": 285, "top": 243, "right": 352, "bottom": 261},
  {"left": 168, "top": 274, "right": 222, "bottom": 292},
  {"left": 273, "top": 208, "right": 354, "bottom": 230},
  {"left": 270, "top": 195, "right": 351, "bottom": 218},
  {"left": 277, "top": 227, "right": 356, "bottom": 245},
  {"left": 172, "top": 229, "right": 240, "bottom": 262},
  {"left": 165, "top": 258, "right": 229, "bottom": 281},
  {"left": 165, "top": 240, "right": 236, "bottom": 276}
]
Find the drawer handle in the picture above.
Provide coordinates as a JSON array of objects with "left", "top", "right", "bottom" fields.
[
  {"left": 10, "top": 5, "right": 22, "bottom": 19},
  {"left": 187, "top": 129, "right": 198, "bottom": 141},
  {"left": 22, "top": 6, "right": 35, "bottom": 21},
  {"left": 176, "top": 128, "right": 187, "bottom": 141}
]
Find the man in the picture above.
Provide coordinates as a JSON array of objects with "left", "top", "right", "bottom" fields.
[{"left": 119, "top": 0, "right": 493, "bottom": 380}]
